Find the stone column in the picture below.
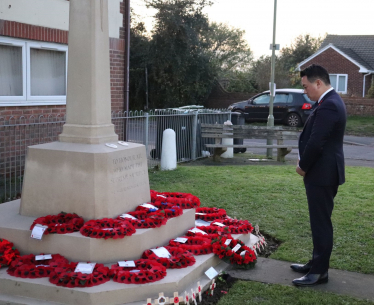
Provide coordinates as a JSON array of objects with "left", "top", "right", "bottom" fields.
[
  {"left": 59, "top": 0, "right": 118, "bottom": 144},
  {"left": 20, "top": 0, "right": 150, "bottom": 219}
]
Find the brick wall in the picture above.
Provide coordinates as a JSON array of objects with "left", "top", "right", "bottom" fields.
[
  {"left": 0, "top": 1, "right": 126, "bottom": 118},
  {"left": 300, "top": 48, "right": 369, "bottom": 97},
  {"left": 343, "top": 98, "right": 374, "bottom": 116}
]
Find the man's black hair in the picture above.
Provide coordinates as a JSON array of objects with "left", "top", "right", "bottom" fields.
[{"left": 300, "top": 64, "right": 330, "bottom": 85}]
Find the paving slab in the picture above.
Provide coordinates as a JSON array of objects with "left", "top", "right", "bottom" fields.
[{"left": 228, "top": 257, "right": 374, "bottom": 301}]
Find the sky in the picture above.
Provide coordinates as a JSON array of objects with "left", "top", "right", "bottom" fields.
[{"left": 130, "top": 0, "right": 374, "bottom": 59}]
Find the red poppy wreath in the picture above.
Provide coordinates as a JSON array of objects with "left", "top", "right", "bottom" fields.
[
  {"left": 212, "top": 218, "right": 254, "bottom": 234},
  {"left": 116, "top": 213, "right": 167, "bottom": 229},
  {"left": 30, "top": 212, "right": 84, "bottom": 234},
  {"left": 195, "top": 207, "right": 227, "bottom": 221},
  {"left": 109, "top": 259, "right": 167, "bottom": 284},
  {"left": 186, "top": 230, "right": 233, "bottom": 241},
  {"left": 80, "top": 218, "right": 136, "bottom": 239},
  {"left": 0, "top": 238, "right": 20, "bottom": 268},
  {"left": 49, "top": 262, "right": 110, "bottom": 288},
  {"left": 192, "top": 225, "right": 232, "bottom": 235},
  {"left": 142, "top": 246, "right": 196, "bottom": 269},
  {"left": 7, "top": 254, "right": 69, "bottom": 278},
  {"left": 212, "top": 237, "right": 257, "bottom": 269},
  {"left": 151, "top": 191, "right": 201, "bottom": 209},
  {"left": 135, "top": 205, "right": 183, "bottom": 219},
  {"left": 168, "top": 236, "right": 213, "bottom": 255}
]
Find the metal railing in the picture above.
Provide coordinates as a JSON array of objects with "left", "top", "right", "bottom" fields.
[{"left": 0, "top": 109, "right": 230, "bottom": 202}]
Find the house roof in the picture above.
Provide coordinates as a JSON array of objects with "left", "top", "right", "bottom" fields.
[{"left": 297, "top": 35, "right": 374, "bottom": 72}]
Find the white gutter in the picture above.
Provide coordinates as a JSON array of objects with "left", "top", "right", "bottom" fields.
[{"left": 363, "top": 73, "right": 372, "bottom": 97}]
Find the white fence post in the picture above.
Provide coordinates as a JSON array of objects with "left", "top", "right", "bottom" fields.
[
  {"left": 191, "top": 111, "right": 198, "bottom": 160},
  {"left": 144, "top": 112, "right": 149, "bottom": 159}
]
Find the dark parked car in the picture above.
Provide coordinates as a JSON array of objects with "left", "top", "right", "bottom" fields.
[{"left": 227, "top": 89, "right": 315, "bottom": 127}]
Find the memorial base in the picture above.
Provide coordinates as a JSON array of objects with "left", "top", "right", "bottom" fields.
[{"left": 20, "top": 141, "right": 150, "bottom": 220}]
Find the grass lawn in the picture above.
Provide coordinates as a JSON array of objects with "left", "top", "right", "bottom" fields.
[{"left": 149, "top": 165, "right": 374, "bottom": 304}]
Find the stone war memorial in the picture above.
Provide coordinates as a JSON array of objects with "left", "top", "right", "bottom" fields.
[{"left": 0, "top": 1, "right": 262, "bottom": 304}]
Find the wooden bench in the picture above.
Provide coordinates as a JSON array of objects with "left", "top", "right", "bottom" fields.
[{"left": 201, "top": 123, "right": 299, "bottom": 162}]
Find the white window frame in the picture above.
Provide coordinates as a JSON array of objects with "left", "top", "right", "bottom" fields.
[
  {"left": 0, "top": 37, "right": 68, "bottom": 106},
  {"left": 330, "top": 74, "right": 348, "bottom": 94},
  {"left": 0, "top": 37, "right": 27, "bottom": 102}
]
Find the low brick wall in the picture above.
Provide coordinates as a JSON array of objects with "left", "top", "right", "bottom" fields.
[{"left": 343, "top": 98, "right": 374, "bottom": 116}]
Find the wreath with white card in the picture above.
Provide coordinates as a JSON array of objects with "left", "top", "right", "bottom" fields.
[
  {"left": 168, "top": 236, "right": 213, "bottom": 255},
  {"left": 212, "top": 218, "right": 254, "bottom": 234},
  {"left": 49, "top": 262, "right": 110, "bottom": 288},
  {"left": 7, "top": 254, "right": 69, "bottom": 278},
  {"left": 109, "top": 259, "right": 167, "bottom": 284},
  {"left": 135, "top": 203, "right": 183, "bottom": 219},
  {"left": 30, "top": 212, "right": 84, "bottom": 234},
  {"left": 116, "top": 213, "right": 167, "bottom": 229},
  {"left": 141, "top": 246, "right": 196, "bottom": 269},
  {"left": 195, "top": 207, "right": 227, "bottom": 221},
  {"left": 211, "top": 237, "right": 257, "bottom": 269}
]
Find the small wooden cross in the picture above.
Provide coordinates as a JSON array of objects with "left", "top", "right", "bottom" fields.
[
  {"left": 252, "top": 244, "right": 258, "bottom": 256},
  {"left": 173, "top": 292, "right": 183, "bottom": 305},
  {"left": 184, "top": 291, "right": 189, "bottom": 304},
  {"left": 154, "top": 293, "right": 169, "bottom": 305},
  {"left": 143, "top": 298, "right": 153, "bottom": 305},
  {"left": 197, "top": 281, "right": 202, "bottom": 302},
  {"left": 191, "top": 288, "right": 197, "bottom": 305},
  {"left": 210, "top": 279, "right": 217, "bottom": 296}
]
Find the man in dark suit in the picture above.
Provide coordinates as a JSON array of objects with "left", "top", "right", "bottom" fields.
[{"left": 291, "top": 64, "right": 346, "bottom": 286}]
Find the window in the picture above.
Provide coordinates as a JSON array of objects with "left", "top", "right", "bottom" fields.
[
  {"left": 329, "top": 74, "right": 347, "bottom": 94},
  {"left": 274, "top": 93, "right": 290, "bottom": 104},
  {"left": 0, "top": 37, "right": 68, "bottom": 106},
  {"left": 253, "top": 94, "right": 270, "bottom": 105}
]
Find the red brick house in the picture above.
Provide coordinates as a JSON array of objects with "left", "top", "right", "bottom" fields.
[
  {"left": 297, "top": 35, "right": 374, "bottom": 97},
  {"left": 0, "top": 0, "right": 126, "bottom": 120}
]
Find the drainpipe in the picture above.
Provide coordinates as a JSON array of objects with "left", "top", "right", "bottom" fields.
[{"left": 363, "top": 72, "right": 371, "bottom": 97}]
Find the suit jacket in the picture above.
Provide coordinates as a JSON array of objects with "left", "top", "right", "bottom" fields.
[{"left": 298, "top": 89, "right": 346, "bottom": 186}]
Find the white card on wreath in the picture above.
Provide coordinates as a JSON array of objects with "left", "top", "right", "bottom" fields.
[
  {"left": 119, "top": 214, "right": 137, "bottom": 220},
  {"left": 212, "top": 222, "right": 226, "bottom": 227},
  {"left": 232, "top": 244, "right": 241, "bottom": 253},
  {"left": 174, "top": 237, "right": 188, "bottom": 243},
  {"left": 118, "top": 261, "right": 136, "bottom": 267},
  {"left": 31, "top": 224, "right": 48, "bottom": 240},
  {"left": 129, "top": 269, "right": 141, "bottom": 273},
  {"left": 151, "top": 247, "right": 171, "bottom": 258},
  {"left": 195, "top": 219, "right": 211, "bottom": 227},
  {"left": 195, "top": 213, "right": 207, "bottom": 215},
  {"left": 224, "top": 239, "right": 232, "bottom": 246},
  {"left": 75, "top": 263, "right": 96, "bottom": 274},
  {"left": 140, "top": 203, "right": 158, "bottom": 210},
  {"left": 188, "top": 228, "right": 208, "bottom": 235},
  {"left": 35, "top": 254, "right": 52, "bottom": 261},
  {"left": 205, "top": 267, "right": 218, "bottom": 280},
  {"left": 156, "top": 194, "right": 167, "bottom": 198},
  {"left": 240, "top": 250, "right": 247, "bottom": 256}
]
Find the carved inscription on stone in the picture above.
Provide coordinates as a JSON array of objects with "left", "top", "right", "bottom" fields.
[{"left": 110, "top": 152, "right": 147, "bottom": 193}]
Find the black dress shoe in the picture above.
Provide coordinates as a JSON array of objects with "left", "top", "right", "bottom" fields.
[
  {"left": 290, "top": 261, "right": 312, "bottom": 273},
  {"left": 292, "top": 272, "right": 328, "bottom": 286}
]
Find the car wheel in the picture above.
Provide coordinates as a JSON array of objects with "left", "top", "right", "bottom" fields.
[{"left": 286, "top": 113, "right": 302, "bottom": 127}]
